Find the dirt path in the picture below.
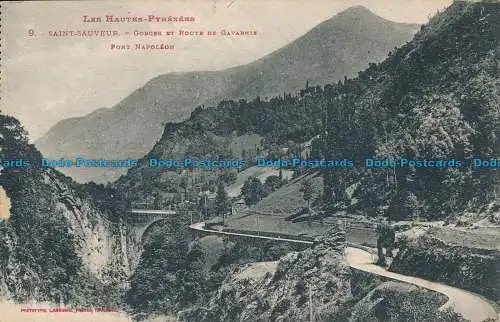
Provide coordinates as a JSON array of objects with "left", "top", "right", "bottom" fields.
[
  {"left": 233, "top": 248, "right": 498, "bottom": 321},
  {"left": 346, "top": 247, "right": 498, "bottom": 322},
  {"left": 234, "top": 261, "right": 279, "bottom": 281}
]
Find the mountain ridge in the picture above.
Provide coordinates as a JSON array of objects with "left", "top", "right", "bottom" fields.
[
  {"left": 36, "top": 6, "right": 419, "bottom": 183},
  {"left": 116, "top": 1, "right": 500, "bottom": 222}
]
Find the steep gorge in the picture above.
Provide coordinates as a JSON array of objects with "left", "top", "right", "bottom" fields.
[{"left": 0, "top": 114, "right": 134, "bottom": 305}]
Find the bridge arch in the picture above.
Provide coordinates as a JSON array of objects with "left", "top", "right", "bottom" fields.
[{"left": 139, "top": 218, "right": 172, "bottom": 245}]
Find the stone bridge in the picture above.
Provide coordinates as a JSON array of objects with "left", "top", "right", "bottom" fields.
[
  {"left": 125, "top": 208, "right": 185, "bottom": 271},
  {"left": 189, "top": 222, "right": 314, "bottom": 257},
  {"left": 126, "top": 209, "right": 180, "bottom": 245}
]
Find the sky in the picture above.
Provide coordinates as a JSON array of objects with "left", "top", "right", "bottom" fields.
[{"left": 2, "top": 0, "right": 453, "bottom": 139}]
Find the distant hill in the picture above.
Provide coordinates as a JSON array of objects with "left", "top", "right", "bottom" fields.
[{"left": 36, "top": 6, "right": 419, "bottom": 183}]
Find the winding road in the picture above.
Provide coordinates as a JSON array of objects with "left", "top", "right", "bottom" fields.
[
  {"left": 129, "top": 209, "right": 177, "bottom": 215},
  {"left": 190, "top": 222, "right": 498, "bottom": 322},
  {"left": 346, "top": 247, "right": 497, "bottom": 322}
]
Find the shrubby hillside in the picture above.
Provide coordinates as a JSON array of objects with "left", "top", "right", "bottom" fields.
[{"left": 390, "top": 228, "right": 499, "bottom": 302}]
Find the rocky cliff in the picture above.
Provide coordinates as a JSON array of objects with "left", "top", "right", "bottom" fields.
[{"left": 0, "top": 114, "right": 132, "bottom": 305}]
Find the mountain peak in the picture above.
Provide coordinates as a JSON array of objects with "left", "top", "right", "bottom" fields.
[
  {"left": 316, "top": 5, "right": 399, "bottom": 30},
  {"left": 334, "top": 5, "right": 377, "bottom": 19},
  {"left": 340, "top": 5, "right": 374, "bottom": 14},
  {"left": 36, "top": 6, "right": 419, "bottom": 183}
]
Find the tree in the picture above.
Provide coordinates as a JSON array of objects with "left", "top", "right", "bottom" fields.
[
  {"left": 302, "top": 179, "right": 313, "bottom": 206},
  {"left": 241, "top": 176, "right": 268, "bottom": 206},
  {"left": 264, "top": 175, "right": 282, "bottom": 192},
  {"left": 387, "top": 189, "right": 422, "bottom": 221},
  {"left": 241, "top": 148, "right": 247, "bottom": 161},
  {"left": 267, "top": 144, "right": 281, "bottom": 159},
  {"left": 214, "top": 181, "right": 230, "bottom": 225},
  {"left": 198, "top": 193, "right": 209, "bottom": 220},
  {"left": 322, "top": 93, "right": 354, "bottom": 209},
  {"left": 301, "top": 179, "right": 313, "bottom": 225},
  {"left": 404, "top": 191, "right": 422, "bottom": 220},
  {"left": 218, "top": 170, "right": 237, "bottom": 185},
  {"left": 179, "top": 176, "right": 189, "bottom": 200},
  {"left": 153, "top": 194, "right": 163, "bottom": 209}
]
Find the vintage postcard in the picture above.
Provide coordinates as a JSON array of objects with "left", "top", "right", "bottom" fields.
[{"left": 1, "top": 0, "right": 499, "bottom": 321}]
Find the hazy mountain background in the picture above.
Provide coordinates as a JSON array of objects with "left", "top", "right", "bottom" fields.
[{"left": 36, "top": 6, "right": 419, "bottom": 183}]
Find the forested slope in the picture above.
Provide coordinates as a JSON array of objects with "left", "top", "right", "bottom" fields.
[
  {"left": 119, "top": 2, "right": 500, "bottom": 222},
  {"left": 322, "top": 1, "right": 500, "bottom": 220}
]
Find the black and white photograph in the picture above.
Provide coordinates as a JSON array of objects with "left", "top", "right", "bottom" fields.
[{"left": 1, "top": 0, "right": 499, "bottom": 321}]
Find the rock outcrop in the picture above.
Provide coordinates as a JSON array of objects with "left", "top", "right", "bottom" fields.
[
  {"left": 390, "top": 234, "right": 500, "bottom": 302},
  {"left": 179, "top": 229, "right": 350, "bottom": 321},
  {"left": 348, "top": 281, "right": 465, "bottom": 322}
]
